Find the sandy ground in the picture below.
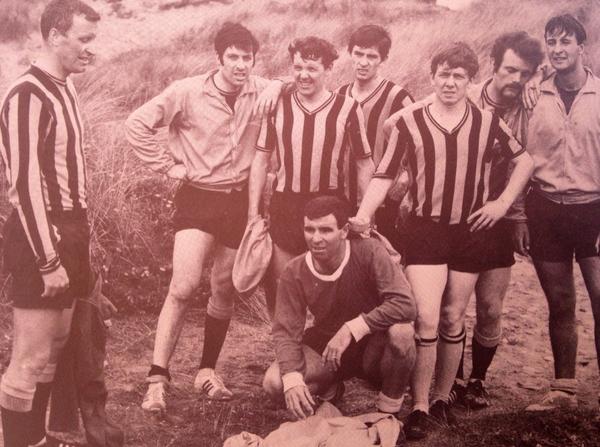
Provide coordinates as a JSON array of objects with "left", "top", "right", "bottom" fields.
[{"left": 96, "top": 255, "right": 598, "bottom": 446}]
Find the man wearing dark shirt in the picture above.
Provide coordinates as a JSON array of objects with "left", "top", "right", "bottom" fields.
[{"left": 263, "top": 196, "right": 416, "bottom": 421}]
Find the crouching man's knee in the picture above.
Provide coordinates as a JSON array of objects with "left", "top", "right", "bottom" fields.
[
  {"left": 387, "top": 323, "right": 416, "bottom": 358},
  {"left": 262, "top": 362, "right": 284, "bottom": 401}
]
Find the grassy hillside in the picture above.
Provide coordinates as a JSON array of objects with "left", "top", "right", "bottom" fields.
[{"left": 1, "top": 0, "right": 599, "bottom": 311}]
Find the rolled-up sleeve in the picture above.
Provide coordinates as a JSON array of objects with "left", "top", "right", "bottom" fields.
[{"left": 124, "top": 81, "right": 184, "bottom": 173}]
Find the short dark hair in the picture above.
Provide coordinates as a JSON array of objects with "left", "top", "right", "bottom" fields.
[
  {"left": 214, "top": 22, "right": 259, "bottom": 64},
  {"left": 288, "top": 36, "right": 339, "bottom": 70},
  {"left": 304, "top": 196, "right": 351, "bottom": 229},
  {"left": 545, "top": 14, "right": 587, "bottom": 44},
  {"left": 431, "top": 42, "right": 479, "bottom": 79},
  {"left": 491, "top": 31, "right": 544, "bottom": 73},
  {"left": 347, "top": 25, "right": 392, "bottom": 61},
  {"left": 40, "top": 0, "right": 100, "bottom": 41}
]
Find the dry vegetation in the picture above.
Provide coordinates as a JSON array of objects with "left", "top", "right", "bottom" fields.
[
  {"left": 0, "top": 0, "right": 599, "bottom": 311},
  {"left": 1, "top": 1, "right": 600, "bottom": 445},
  {"left": 5, "top": 0, "right": 596, "bottom": 312}
]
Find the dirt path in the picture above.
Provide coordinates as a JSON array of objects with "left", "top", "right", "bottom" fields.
[{"left": 101, "top": 256, "right": 598, "bottom": 446}]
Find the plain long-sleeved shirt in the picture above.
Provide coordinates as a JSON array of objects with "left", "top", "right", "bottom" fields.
[
  {"left": 125, "top": 70, "right": 270, "bottom": 191},
  {"left": 272, "top": 238, "right": 416, "bottom": 388},
  {"left": 517, "top": 69, "right": 600, "bottom": 218}
]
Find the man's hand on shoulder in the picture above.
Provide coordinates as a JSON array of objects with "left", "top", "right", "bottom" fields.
[
  {"left": 41, "top": 265, "right": 69, "bottom": 298},
  {"left": 322, "top": 325, "right": 352, "bottom": 371},
  {"left": 522, "top": 65, "right": 549, "bottom": 110},
  {"left": 253, "top": 80, "right": 284, "bottom": 117},
  {"left": 348, "top": 216, "right": 371, "bottom": 238},
  {"left": 284, "top": 384, "right": 316, "bottom": 420}
]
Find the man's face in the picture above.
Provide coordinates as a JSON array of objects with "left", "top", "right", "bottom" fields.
[
  {"left": 545, "top": 30, "right": 583, "bottom": 73},
  {"left": 53, "top": 14, "right": 97, "bottom": 75},
  {"left": 491, "top": 48, "right": 536, "bottom": 101},
  {"left": 292, "top": 53, "right": 328, "bottom": 99},
  {"left": 431, "top": 63, "right": 470, "bottom": 106},
  {"left": 350, "top": 45, "right": 383, "bottom": 83},
  {"left": 303, "top": 214, "right": 348, "bottom": 263},
  {"left": 220, "top": 46, "right": 254, "bottom": 90}
]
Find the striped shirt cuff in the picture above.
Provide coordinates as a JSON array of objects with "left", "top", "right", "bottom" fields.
[
  {"left": 373, "top": 172, "right": 394, "bottom": 179},
  {"left": 39, "top": 255, "right": 61, "bottom": 274},
  {"left": 345, "top": 315, "right": 371, "bottom": 342},
  {"left": 510, "top": 147, "right": 526, "bottom": 159},
  {"left": 282, "top": 371, "right": 306, "bottom": 392}
]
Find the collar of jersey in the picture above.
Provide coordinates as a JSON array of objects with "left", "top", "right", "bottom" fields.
[
  {"left": 30, "top": 64, "right": 67, "bottom": 87},
  {"left": 203, "top": 68, "right": 256, "bottom": 97},
  {"left": 425, "top": 102, "right": 470, "bottom": 135},
  {"left": 349, "top": 79, "right": 387, "bottom": 105},
  {"left": 293, "top": 91, "right": 335, "bottom": 115},
  {"left": 305, "top": 240, "right": 351, "bottom": 281}
]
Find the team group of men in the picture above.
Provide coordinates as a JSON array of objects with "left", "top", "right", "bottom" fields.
[{"left": 0, "top": 0, "right": 599, "bottom": 445}]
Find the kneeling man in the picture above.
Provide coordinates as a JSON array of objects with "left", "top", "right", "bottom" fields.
[{"left": 263, "top": 196, "right": 416, "bottom": 420}]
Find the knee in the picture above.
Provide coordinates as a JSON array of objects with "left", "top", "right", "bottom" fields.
[
  {"left": 387, "top": 324, "right": 416, "bottom": 357},
  {"left": 167, "top": 281, "right": 198, "bottom": 303},
  {"left": 439, "top": 306, "right": 466, "bottom": 335},
  {"left": 262, "top": 364, "right": 283, "bottom": 400},
  {"left": 14, "top": 351, "right": 52, "bottom": 379},
  {"left": 415, "top": 311, "right": 440, "bottom": 339},
  {"left": 477, "top": 304, "right": 503, "bottom": 333}
]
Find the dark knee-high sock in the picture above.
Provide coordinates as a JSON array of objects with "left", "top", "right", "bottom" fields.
[
  {"left": 29, "top": 382, "right": 53, "bottom": 445},
  {"left": 1, "top": 407, "right": 31, "bottom": 447},
  {"left": 470, "top": 337, "right": 498, "bottom": 381},
  {"left": 199, "top": 315, "right": 231, "bottom": 370}
]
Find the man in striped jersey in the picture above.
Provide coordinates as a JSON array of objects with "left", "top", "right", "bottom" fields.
[
  {"left": 125, "top": 23, "right": 284, "bottom": 413},
  {"left": 337, "top": 25, "right": 414, "bottom": 251},
  {"left": 247, "top": 36, "right": 374, "bottom": 316},
  {"left": 0, "top": 1, "right": 100, "bottom": 446},
  {"left": 352, "top": 43, "right": 534, "bottom": 439},
  {"left": 446, "top": 32, "right": 544, "bottom": 409}
]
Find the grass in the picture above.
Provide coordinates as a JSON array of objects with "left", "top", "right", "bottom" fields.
[
  {"left": 1, "top": 0, "right": 599, "bottom": 313},
  {"left": 0, "top": 0, "right": 41, "bottom": 43},
  {"left": 83, "top": 0, "right": 600, "bottom": 311}
]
